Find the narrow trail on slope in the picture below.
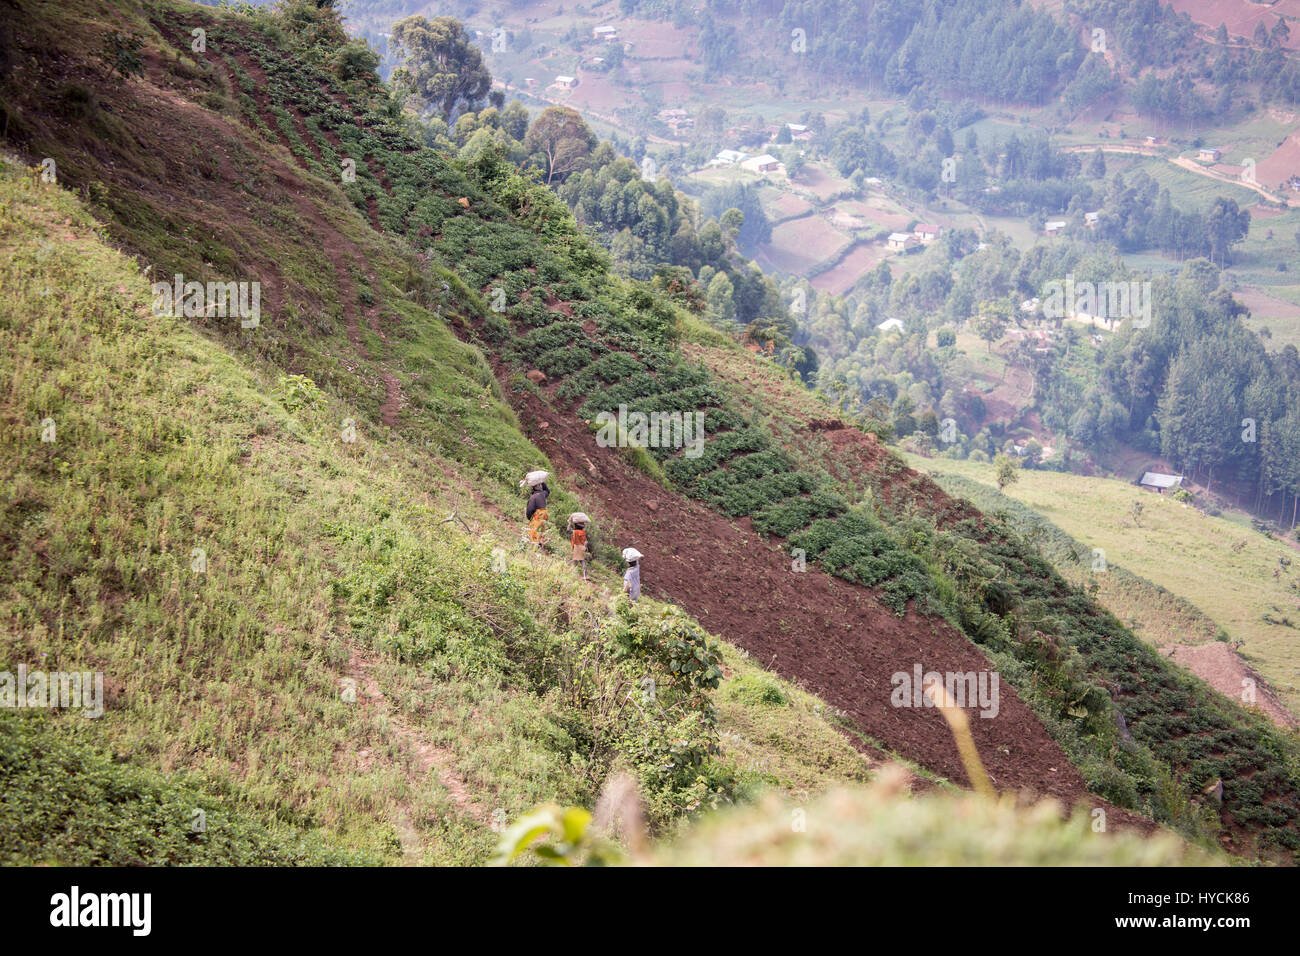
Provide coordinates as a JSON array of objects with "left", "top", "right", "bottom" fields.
[{"left": 347, "top": 644, "right": 492, "bottom": 864}]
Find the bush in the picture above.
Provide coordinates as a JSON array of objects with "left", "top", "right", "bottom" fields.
[
  {"left": 0, "top": 714, "right": 373, "bottom": 865},
  {"left": 725, "top": 673, "right": 788, "bottom": 707}
]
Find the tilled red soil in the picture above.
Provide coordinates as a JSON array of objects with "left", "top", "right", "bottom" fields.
[{"left": 513, "top": 388, "right": 1156, "bottom": 832}]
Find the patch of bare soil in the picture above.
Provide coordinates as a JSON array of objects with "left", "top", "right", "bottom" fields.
[
  {"left": 1161, "top": 641, "right": 1299, "bottom": 731},
  {"left": 506, "top": 385, "right": 1155, "bottom": 834}
]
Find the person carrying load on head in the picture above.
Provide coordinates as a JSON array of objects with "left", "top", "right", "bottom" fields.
[
  {"left": 567, "top": 512, "right": 592, "bottom": 579},
  {"left": 622, "top": 548, "right": 642, "bottom": 603},
  {"left": 521, "top": 470, "right": 550, "bottom": 548}
]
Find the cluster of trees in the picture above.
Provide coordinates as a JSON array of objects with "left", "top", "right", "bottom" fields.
[
  {"left": 258, "top": 0, "right": 383, "bottom": 87},
  {"left": 384, "top": 14, "right": 809, "bottom": 375},
  {"left": 1066, "top": 0, "right": 1197, "bottom": 69},
  {"left": 1073, "top": 0, "right": 1300, "bottom": 119},
  {"left": 821, "top": 110, "right": 1254, "bottom": 267},
  {"left": 551, "top": 142, "right": 796, "bottom": 347},
  {"left": 656, "top": 0, "right": 1088, "bottom": 104},
  {"left": 390, "top": 15, "right": 492, "bottom": 119},
  {"left": 1088, "top": 173, "right": 1251, "bottom": 266},
  {"left": 615, "top": 0, "right": 1300, "bottom": 126},
  {"left": 1098, "top": 271, "right": 1300, "bottom": 524},
  {"left": 790, "top": 224, "right": 1275, "bottom": 496},
  {"left": 1130, "top": 69, "right": 1214, "bottom": 124}
]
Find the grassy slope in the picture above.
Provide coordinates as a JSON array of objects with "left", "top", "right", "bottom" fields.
[
  {"left": 906, "top": 455, "right": 1300, "bottom": 716},
  {"left": 0, "top": 152, "right": 880, "bottom": 863},
  {"left": 656, "top": 769, "right": 1211, "bottom": 866}
]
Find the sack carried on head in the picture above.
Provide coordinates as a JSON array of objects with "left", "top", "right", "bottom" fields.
[{"left": 520, "top": 470, "right": 549, "bottom": 489}]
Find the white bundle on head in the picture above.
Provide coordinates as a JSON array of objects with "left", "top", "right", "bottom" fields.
[
  {"left": 520, "top": 470, "right": 549, "bottom": 489},
  {"left": 570, "top": 512, "right": 590, "bottom": 525},
  {"left": 622, "top": 547, "right": 643, "bottom": 562}
]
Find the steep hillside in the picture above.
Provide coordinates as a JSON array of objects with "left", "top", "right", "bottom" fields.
[
  {"left": 683, "top": 329, "right": 1300, "bottom": 860},
  {"left": 2, "top": 0, "right": 1299, "bottom": 864},
  {"left": 913, "top": 456, "right": 1300, "bottom": 720},
  {"left": 0, "top": 144, "right": 890, "bottom": 862}
]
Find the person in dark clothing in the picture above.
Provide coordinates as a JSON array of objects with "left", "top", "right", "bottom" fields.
[{"left": 526, "top": 482, "right": 549, "bottom": 547}]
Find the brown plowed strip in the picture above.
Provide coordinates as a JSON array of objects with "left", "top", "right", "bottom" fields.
[
  {"left": 1162, "top": 641, "right": 1299, "bottom": 730},
  {"left": 512, "top": 388, "right": 1157, "bottom": 833}
]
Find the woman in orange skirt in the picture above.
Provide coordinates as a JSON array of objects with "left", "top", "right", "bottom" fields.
[
  {"left": 524, "top": 476, "right": 550, "bottom": 548},
  {"left": 567, "top": 512, "right": 591, "bottom": 578}
]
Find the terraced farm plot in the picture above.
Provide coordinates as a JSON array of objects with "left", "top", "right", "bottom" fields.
[
  {"left": 837, "top": 196, "right": 913, "bottom": 226},
  {"left": 794, "top": 162, "right": 855, "bottom": 201},
  {"left": 757, "top": 215, "right": 852, "bottom": 275},
  {"left": 565, "top": 73, "right": 641, "bottom": 113},
  {"left": 763, "top": 190, "right": 815, "bottom": 222},
  {"left": 1167, "top": 0, "right": 1300, "bottom": 49},
  {"left": 613, "top": 16, "right": 698, "bottom": 58},
  {"left": 1256, "top": 132, "right": 1300, "bottom": 187},
  {"left": 824, "top": 206, "right": 877, "bottom": 231},
  {"left": 1235, "top": 287, "right": 1300, "bottom": 348},
  {"left": 1131, "top": 157, "right": 1259, "bottom": 211},
  {"left": 812, "top": 242, "right": 884, "bottom": 294}
]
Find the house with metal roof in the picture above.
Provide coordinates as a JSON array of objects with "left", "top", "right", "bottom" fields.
[{"left": 1139, "top": 471, "right": 1184, "bottom": 493}]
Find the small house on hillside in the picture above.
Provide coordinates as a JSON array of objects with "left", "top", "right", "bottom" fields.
[
  {"left": 742, "top": 154, "right": 783, "bottom": 173},
  {"left": 1199, "top": 147, "right": 1221, "bottom": 162},
  {"left": 659, "top": 108, "right": 694, "bottom": 133},
  {"left": 1139, "top": 471, "right": 1184, "bottom": 494},
  {"left": 553, "top": 75, "right": 578, "bottom": 89},
  {"left": 914, "top": 223, "right": 941, "bottom": 243},
  {"left": 887, "top": 232, "right": 919, "bottom": 252},
  {"left": 593, "top": 25, "right": 619, "bottom": 41},
  {"left": 1084, "top": 211, "right": 1100, "bottom": 228},
  {"left": 877, "top": 317, "right": 906, "bottom": 333},
  {"left": 1044, "top": 220, "right": 1067, "bottom": 236}
]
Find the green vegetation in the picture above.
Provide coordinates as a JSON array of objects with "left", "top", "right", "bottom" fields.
[
  {"left": 0, "top": 712, "right": 374, "bottom": 865},
  {"left": 909, "top": 456, "right": 1300, "bottom": 717},
  {"left": 7, "top": 0, "right": 1300, "bottom": 868},
  {"left": 0, "top": 146, "right": 868, "bottom": 863},
  {"left": 654, "top": 772, "right": 1213, "bottom": 866},
  {"left": 691, "top": 332, "right": 1300, "bottom": 860}
]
